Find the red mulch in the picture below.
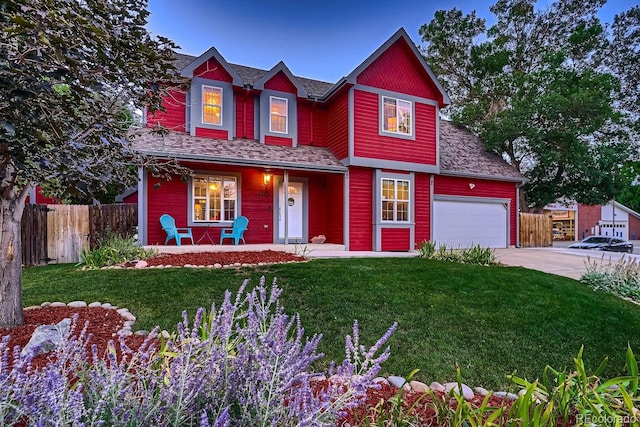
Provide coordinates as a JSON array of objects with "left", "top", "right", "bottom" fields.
[
  {"left": 145, "top": 249, "right": 305, "bottom": 267},
  {"left": 0, "top": 306, "right": 149, "bottom": 369}
]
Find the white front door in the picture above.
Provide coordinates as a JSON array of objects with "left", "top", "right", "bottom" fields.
[{"left": 278, "top": 182, "right": 304, "bottom": 240}]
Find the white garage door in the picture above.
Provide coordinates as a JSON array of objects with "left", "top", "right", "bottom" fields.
[{"left": 433, "top": 200, "right": 508, "bottom": 248}]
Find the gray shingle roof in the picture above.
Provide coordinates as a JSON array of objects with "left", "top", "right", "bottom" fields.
[
  {"left": 172, "top": 52, "right": 335, "bottom": 98},
  {"left": 439, "top": 121, "right": 524, "bottom": 181},
  {"left": 131, "top": 128, "right": 347, "bottom": 173}
]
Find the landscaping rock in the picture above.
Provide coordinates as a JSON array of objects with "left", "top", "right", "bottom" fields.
[
  {"left": 474, "top": 387, "right": 490, "bottom": 396},
  {"left": 493, "top": 391, "right": 519, "bottom": 400},
  {"left": 409, "top": 380, "right": 429, "bottom": 393},
  {"left": 50, "top": 302, "right": 66, "bottom": 307},
  {"left": 67, "top": 301, "right": 87, "bottom": 308},
  {"left": 309, "top": 374, "right": 327, "bottom": 383},
  {"left": 214, "top": 263, "right": 222, "bottom": 268},
  {"left": 101, "top": 303, "right": 113, "bottom": 309},
  {"left": 429, "top": 382, "right": 446, "bottom": 393},
  {"left": 134, "top": 330, "right": 149, "bottom": 336},
  {"left": 388, "top": 375, "right": 407, "bottom": 389},
  {"left": 88, "top": 302, "right": 102, "bottom": 308},
  {"left": 24, "top": 306, "right": 41, "bottom": 311},
  {"left": 21, "top": 318, "right": 71, "bottom": 356},
  {"left": 135, "top": 260, "right": 148, "bottom": 269},
  {"left": 372, "top": 377, "right": 389, "bottom": 386},
  {"left": 443, "top": 382, "right": 475, "bottom": 401},
  {"left": 40, "top": 302, "right": 51, "bottom": 307}
]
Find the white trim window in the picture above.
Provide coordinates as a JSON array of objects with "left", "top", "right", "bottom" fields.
[
  {"left": 382, "top": 96, "right": 412, "bottom": 136},
  {"left": 192, "top": 175, "right": 237, "bottom": 222},
  {"left": 381, "top": 178, "right": 410, "bottom": 222},
  {"left": 270, "top": 96, "right": 288, "bottom": 133},
  {"left": 202, "top": 86, "right": 223, "bottom": 125}
]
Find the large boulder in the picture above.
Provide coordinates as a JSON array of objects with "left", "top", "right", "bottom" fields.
[{"left": 21, "top": 318, "right": 71, "bottom": 357}]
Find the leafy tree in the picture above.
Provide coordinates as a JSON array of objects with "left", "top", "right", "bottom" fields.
[
  {"left": 0, "top": 0, "right": 185, "bottom": 327},
  {"left": 419, "top": 0, "right": 636, "bottom": 210},
  {"left": 616, "top": 161, "right": 640, "bottom": 214}
]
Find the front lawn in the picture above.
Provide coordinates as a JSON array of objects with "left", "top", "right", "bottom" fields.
[{"left": 22, "top": 258, "right": 640, "bottom": 391}]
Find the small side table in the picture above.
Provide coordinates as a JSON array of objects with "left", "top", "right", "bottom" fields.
[{"left": 196, "top": 223, "right": 216, "bottom": 245}]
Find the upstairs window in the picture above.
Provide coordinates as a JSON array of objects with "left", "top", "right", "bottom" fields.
[
  {"left": 270, "top": 96, "right": 288, "bottom": 133},
  {"left": 193, "top": 175, "right": 237, "bottom": 222},
  {"left": 202, "top": 86, "right": 222, "bottom": 125},
  {"left": 382, "top": 96, "right": 412, "bottom": 136},
  {"left": 381, "top": 178, "right": 410, "bottom": 222}
]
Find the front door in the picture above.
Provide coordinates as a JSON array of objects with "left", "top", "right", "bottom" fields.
[{"left": 278, "top": 182, "right": 304, "bottom": 241}]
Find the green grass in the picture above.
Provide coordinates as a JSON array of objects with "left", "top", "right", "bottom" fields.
[{"left": 22, "top": 258, "right": 640, "bottom": 391}]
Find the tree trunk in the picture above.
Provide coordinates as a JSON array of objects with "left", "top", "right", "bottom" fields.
[{"left": 0, "top": 197, "right": 24, "bottom": 328}]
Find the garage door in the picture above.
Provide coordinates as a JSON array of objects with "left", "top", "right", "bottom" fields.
[{"left": 433, "top": 200, "right": 508, "bottom": 248}]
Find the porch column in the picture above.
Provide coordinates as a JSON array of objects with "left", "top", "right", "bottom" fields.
[{"left": 284, "top": 170, "right": 289, "bottom": 245}]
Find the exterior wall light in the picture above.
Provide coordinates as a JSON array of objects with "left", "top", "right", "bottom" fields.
[
  {"left": 468, "top": 183, "right": 475, "bottom": 189},
  {"left": 263, "top": 173, "right": 272, "bottom": 190}
]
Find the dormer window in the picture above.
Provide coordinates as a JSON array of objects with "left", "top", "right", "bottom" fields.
[
  {"left": 270, "top": 96, "right": 288, "bottom": 133},
  {"left": 202, "top": 86, "right": 222, "bottom": 125},
  {"left": 382, "top": 96, "right": 412, "bottom": 136}
]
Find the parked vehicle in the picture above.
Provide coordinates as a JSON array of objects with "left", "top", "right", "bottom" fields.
[{"left": 568, "top": 236, "right": 634, "bottom": 253}]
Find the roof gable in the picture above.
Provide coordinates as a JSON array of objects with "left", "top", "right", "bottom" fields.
[
  {"left": 345, "top": 28, "right": 450, "bottom": 106},
  {"left": 253, "top": 61, "right": 308, "bottom": 97},
  {"left": 179, "top": 47, "right": 243, "bottom": 86}
]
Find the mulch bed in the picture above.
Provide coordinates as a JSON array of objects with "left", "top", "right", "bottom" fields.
[{"left": 145, "top": 249, "right": 305, "bottom": 267}]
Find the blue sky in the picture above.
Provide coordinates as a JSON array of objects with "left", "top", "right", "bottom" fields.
[{"left": 147, "top": 0, "right": 633, "bottom": 83}]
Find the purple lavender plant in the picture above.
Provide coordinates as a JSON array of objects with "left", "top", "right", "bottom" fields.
[{"left": 0, "top": 277, "right": 397, "bottom": 427}]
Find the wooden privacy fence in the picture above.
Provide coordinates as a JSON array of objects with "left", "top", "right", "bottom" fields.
[
  {"left": 519, "top": 212, "right": 553, "bottom": 248},
  {"left": 21, "top": 203, "right": 138, "bottom": 266}
]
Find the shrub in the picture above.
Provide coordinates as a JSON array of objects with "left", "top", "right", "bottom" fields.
[
  {"left": 78, "top": 231, "right": 155, "bottom": 269},
  {"left": 580, "top": 255, "right": 640, "bottom": 302},
  {"left": 508, "top": 345, "right": 640, "bottom": 426},
  {"left": 0, "top": 278, "right": 396, "bottom": 426},
  {"left": 418, "top": 241, "right": 497, "bottom": 266}
]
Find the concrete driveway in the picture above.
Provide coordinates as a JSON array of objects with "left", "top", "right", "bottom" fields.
[{"left": 494, "top": 247, "right": 640, "bottom": 280}]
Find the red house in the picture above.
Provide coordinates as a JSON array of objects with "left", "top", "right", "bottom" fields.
[{"left": 133, "top": 28, "right": 524, "bottom": 250}]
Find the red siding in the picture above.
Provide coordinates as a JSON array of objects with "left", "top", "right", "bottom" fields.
[
  {"left": 146, "top": 88, "right": 186, "bottom": 132},
  {"left": 353, "top": 90, "right": 436, "bottom": 164},
  {"left": 349, "top": 167, "right": 373, "bottom": 250},
  {"left": 313, "top": 108, "right": 328, "bottom": 147},
  {"left": 265, "top": 135, "right": 293, "bottom": 147},
  {"left": 297, "top": 103, "right": 327, "bottom": 147},
  {"left": 381, "top": 228, "right": 410, "bottom": 251},
  {"left": 25, "top": 186, "right": 60, "bottom": 205},
  {"left": 146, "top": 175, "right": 191, "bottom": 245},
  {"left": 434, "top": 175, "right": 518, "bottom": 246},
  {"left": 195, "top": 127, "right": 228, "bottom": 139},
  {"left": 123, "top": 192, "right": 138, "bottom": 204},
  {"left": 235, "top": 93, "right": 255, "bottom": 139},
  {"left": 306, "top": 173, "right": 344, "bottom": 244},
  {"left": 630, "top": 214, "right": 640, "bottom": 241},
  {"left": 577, "top": 204, "right": 603, "bottom": 239},
  {"left": 193, "top": 59, "right": 233, "bottom": 82},
  {"left": 264, "top": 71, "right": 297, "bottom": 94},
  {"left": 146, "top": 165, "right": 273, "bottom": 245},
  {"left": 327, "top": 92, "right": 349, "bottom": 159},
  {"left": 356, "top": 39, "right": 442, "bottom": 102},
  {"left": 414, "top": 173, "right": 431, "bottom": 248}
]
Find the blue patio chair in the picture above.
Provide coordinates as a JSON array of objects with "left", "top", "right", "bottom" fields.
[
  {"left": 159, "top": 214, "right": 194, "bottom": 246},
  {"left": 220, "top": 216, "right": 249, "bottom": 245}
]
